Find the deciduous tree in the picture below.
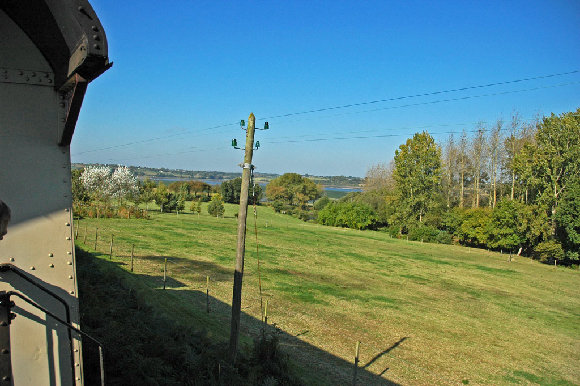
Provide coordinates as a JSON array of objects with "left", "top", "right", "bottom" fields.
[
  {"left": 524, "top": 109, "right": 580, "bottom": 236},
  {"left": 265, "top": 173, "right": 322, "bottom": 209},
  {"left": 393, "top": 131, "right": 442, "bottom": 224},
  {"left": 208, "top": 193, "right": 225, "bottom": 217}
]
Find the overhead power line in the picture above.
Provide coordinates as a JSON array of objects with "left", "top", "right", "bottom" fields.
[
  {"left": 266, "top": 81, "right": 580, "bottom": 125},
  {"left": 258, "top": 70, "right": 579, "bottom": 120},
  {"left": 73, "top": 70, "right": 579, "bottom": 157},
  {"left": 98, "top": 113, "right": 562, "bottom": 165},
  {"left": 72, "top": 122, "right": 236, "bottom": 156}
]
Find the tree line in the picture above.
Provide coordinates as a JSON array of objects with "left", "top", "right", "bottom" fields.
[
  {"left": 313, "top": 108, "right": 579, "bottom": 265},
  {"left": 72, "top": 108, "right": 578, "bottom": 264},
  {"left": 73, "top": 167, "right": 263, "bottom": 218}
]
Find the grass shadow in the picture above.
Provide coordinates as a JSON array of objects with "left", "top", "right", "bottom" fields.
[{"left": 77, "top": 246, "right": 399, "bottom": 385}]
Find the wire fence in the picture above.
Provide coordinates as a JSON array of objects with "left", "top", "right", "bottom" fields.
[{"left": 74, "top": 220, "right": 476, "bottom": 385}]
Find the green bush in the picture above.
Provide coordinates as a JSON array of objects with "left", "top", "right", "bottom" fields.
[
  {"left": 456, "top": 208, "right": 492, "bottom": 247},
  {"left": 313, "top": 196, "right": 331, "bottom": 211},
  {"left": 384, "top": 225, "right": 402, "bottom": 238},
  {"left": 318, "top": 202, "right": 378, "bottom": 230},
  {"left": 271, "top": 201, "right": 285, "bottom": 213},
  {"left": 435, "top": 230, "right": 453, "bottom": 244},
  {"left": 533, "top": 240, "right": 565, "bottom": 263},
  {"left": 73, "top": 203, "right": 148, "bottom": 219},
  {"left": 408, "top": 225, "right": 439, "bottom": 242},
  {"left": 207, "top": 194, "right": 225, "bottom": 217},
  {"left": 486, "top": 200, "right": 528, "bottom": 252}
]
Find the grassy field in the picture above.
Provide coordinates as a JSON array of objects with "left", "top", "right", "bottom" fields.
[{"left": 74, "top": 203, "right": 580, "bottom": 385}]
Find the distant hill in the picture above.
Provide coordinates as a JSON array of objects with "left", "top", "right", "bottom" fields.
[{"left": 72, "top": 163, "right": 364, "bottom": 188}]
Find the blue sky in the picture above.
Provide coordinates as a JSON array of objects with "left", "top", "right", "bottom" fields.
[{"left": 72, "top": 0, "right": 580, "bottom": 177}]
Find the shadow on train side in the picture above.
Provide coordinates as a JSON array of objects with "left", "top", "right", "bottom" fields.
[
  {"left": 76, "top": 248, "right": 401, "bottom": 385},
  {"left": 0, "top": 266, "right": 81, "bottom": 385}
]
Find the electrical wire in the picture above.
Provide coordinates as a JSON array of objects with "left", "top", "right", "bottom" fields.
[
  {"left": 258, "top": 70, "right": 579, "bottom": 121},
  {"left": 95, "top": 110, "right": 577, "bottom": 166},
  {"left": 73, "top": 70, "right": 579, "bottom": 157},
  {"left": 79, "top": 81, "right": 579, "bottom": 165}
]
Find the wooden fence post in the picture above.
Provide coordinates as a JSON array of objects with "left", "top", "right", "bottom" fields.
[
  {"left": 130, "top": 244, "right": 134, "bottom": 272},
  {"left": 83, "top": 225, "right": 87, "bottom": 244},
  {"left": 94, "top": 227, "right": 98, "bottom": 251},
  {"left": 206, "top": 276, "right": 210, "bottom": 313},
  {"left": 353, "top": 341, "right": 360, "bottom": 386},
  {"left": 163, "top": 258, "right": 167, "bottom": 289},
  {"left": 109, "top": 234, "right": 114, "bottom": 260}
]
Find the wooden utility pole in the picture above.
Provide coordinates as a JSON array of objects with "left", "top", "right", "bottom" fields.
[{"left": 229, "top": 113, "right": 256, "bottom": 363}]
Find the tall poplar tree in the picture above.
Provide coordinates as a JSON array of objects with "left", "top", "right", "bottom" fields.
[
  {"left": 488, "top": 120, "right": 503, "bottom": 208},
  {"left": 471, "top": 124, "right": 487, "bottom": 208},
  {"left": 393, "top": 131, "right": 442, "bottom": 224},
  {"left": 442, "top": 134, "right": 457, "bottom": 208},
  {"left": 458, "top": 129, "right": 469, "bottom": 208}
]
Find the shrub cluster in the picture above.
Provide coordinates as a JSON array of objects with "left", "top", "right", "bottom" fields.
[
  {"left": 73, "top": 203, "right": 148, "bottom": 219},
  {"left": 317, "top": 201, "right": 378, "bottom": 230}
]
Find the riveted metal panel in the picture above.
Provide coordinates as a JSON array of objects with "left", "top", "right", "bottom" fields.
[{"left": 0, "top": 9, "right": 83, "bottom": 385}]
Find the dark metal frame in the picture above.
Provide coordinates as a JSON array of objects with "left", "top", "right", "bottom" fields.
[{"left": 0, "top": 265, "right": 105, "bottom": 386}]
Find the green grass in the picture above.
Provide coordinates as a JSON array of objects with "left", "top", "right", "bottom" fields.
[{"left": 74, "top": 203, "right": 580, "bottom": 385}]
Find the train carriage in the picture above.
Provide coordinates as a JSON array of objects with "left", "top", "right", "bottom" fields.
[{"left": 0, "top": 1, "right": 110, "bottom": 384}]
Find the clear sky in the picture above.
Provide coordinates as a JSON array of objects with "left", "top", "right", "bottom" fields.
[{"left": 72, "top": 0, "right": 580, "bottom": 177}]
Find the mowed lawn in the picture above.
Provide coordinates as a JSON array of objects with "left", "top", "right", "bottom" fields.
[{"left": 75, "top": 203, "right": 580, "bottom": 385}]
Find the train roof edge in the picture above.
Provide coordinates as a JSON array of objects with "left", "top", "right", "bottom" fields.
[{"left": 1, "top": 0, "right": 111, "bottom": 145}]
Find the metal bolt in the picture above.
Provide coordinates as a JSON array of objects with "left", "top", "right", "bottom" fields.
[
  {"left": 49, "top": 264, "right": 54, "bottom": 268},
  {"left": 2, "top": 376, "right": 10, "bottom": 381},
  {"left": 9, "top": 258, "right": 14, "bottom": 262},
  {"left": 67, "top": 261, "right": 72, "bottom": 265},
  {"left": 65, "top": 208, "right": 70, "bottom": 212},
  {"left": 91, "top": 25, "right": 99, "bottom": 32},
  {"left": 30, "top": 266, "right": 35, "bottom": 270},
  {"left": 93, "top": 44, "right": 101, "bottom": 50},
  {"left": 48, "top": 253, "right": 53, "bottom": 257},
  {"left": 69, "top": 275, "right": 73, "bottom": 279},
  {"left": 74, "top": 349, "right": 79, "bottom": 353},
  {"left": 65, "top": 223, "right": 70, "bottom": 226},
  {"left": 1, "top": 349, "right": 9, "bottom": 354},
  {"left": 75, "top": 363, "right": 80, "bottom": 367},
  {"left": 70, "top": 291, "right": 75, "bottom": 295},
  {"left": 48, "top": 79, "right": 53, "bottom": 84},
  {"left": 92, "top": 34, "right": 100, "bottom": 41},
  {"left": 0, "top": 322, "right": 7, "bottom": 327},
  {"left": 67, "top": 251, "right": 72, "bottom": 255},
  {"left": 66, "top": 237, "right": 71, "bottom": 240}
]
